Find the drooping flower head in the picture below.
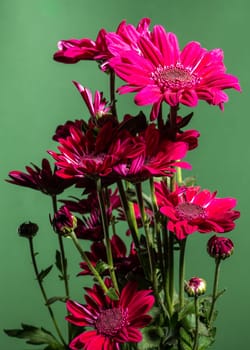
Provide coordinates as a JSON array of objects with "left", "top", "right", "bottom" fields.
[
  {"left": 155, "top": 181, "right": 240, "bottom": 240},
  {"left": 109, "top": 24, "right": 241, "bottom": 120},
  {"left": 7, "top": 158, "right": 74, "bottom": 195},
  {"left": 66, "top": 280, "right": 154, "bottom": 349}
]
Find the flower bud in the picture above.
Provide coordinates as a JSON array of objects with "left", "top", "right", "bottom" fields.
[
  {"left": 18, "top": 221, "right": 39, "bottom": 238},
  {"left": 185, "top": 277, "right": 206, "bottom": 297},
  {"left": 52, "top": 206, "right": 77, "bottom": 235},
  {"left": 207, "top": 235, "right": 234, "bottom": 260}
]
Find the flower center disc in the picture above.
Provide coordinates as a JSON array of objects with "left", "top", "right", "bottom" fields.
[
  {"left": 152, "top": 65, "right": 199, "bottom": 90},
  {"left": 176, "top": 202, "right": 206, "bottom": 221},
  {"left": 96, "top": 308, "right": 127, "bottom": 336}
]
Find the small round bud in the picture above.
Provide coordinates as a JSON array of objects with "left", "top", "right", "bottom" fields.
[
  {"left": 52, "top": 206, "right": 77, "bottom": 236},
  {"left": 185, "top": 277, "right": 206, "bottom": 297},
  {"left": 18, "top": 221, "right": 39, "bottom": 238},
  {"left": 207, "top": 235, "right": 234, "bottom": 260}
]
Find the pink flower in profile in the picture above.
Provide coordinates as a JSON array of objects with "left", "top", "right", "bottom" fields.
[
  {"left": 66, "top": 280, "right": 154, "bottom": 350},
  {"left": 109, "top": 24, "right": 241, "bottom": 120},
  {"left": 155, "top": 182, "right": 240, "bottom": 240},
  {"left": 73, "top": 81, "right": 111, "bottom": 119},
  {"left": 53, "top": 28, "right": 109, "bottom": 65}
]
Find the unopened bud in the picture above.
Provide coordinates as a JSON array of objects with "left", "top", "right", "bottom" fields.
[
  {"left": 18, "top": 221, "right": 39, "bottom": 238},
  {"left": 207, "top": 235, "right": 234, "bottom": 260},
  {"left": 52, "top": 206, "right": 77, "bottom": 235},
  {"left": 185, "top": 277, "right": 206, "bottom": 297}
]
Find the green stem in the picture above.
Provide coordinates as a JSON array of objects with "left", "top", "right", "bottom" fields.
[
  {"left": 116, "top": 179, "right": 140, "bottom": 250},
  {"left": 135, "top": 182, "right": 154, "bottom": 281},
  {"left": 208, "top": 258, "right": 221, "bottom": 326},
  {"left": 51, "top": 195, "right": 71, "bottom": 342},
  {"left": 28, "top": 237, "right": 67, "bottom": 347},
  {"left": 96, "top": 178, "right": 119, "bottom": 292},
  {"left": 110, "top": 69, "right": 117, "bottom": 117},
  {"left": 68, "top": 231, "right": 109, "bottom": 294},
  {"left": 193, "top": 295, "right": 199, "bottom": 350},
  {"left": 179, "top": 239, "right": 187, "bottom": 309}
]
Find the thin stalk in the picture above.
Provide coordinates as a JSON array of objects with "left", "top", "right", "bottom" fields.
[
  {"left": 28, "top": 237, "right": 67, "bottom": 347},
  {"left": 51, "top": 194, "right": 71, "bottom": 341},
  {"left": 135, "top": 182, "right": 154, "bottom": 281},
  {"left": 96, "top": 178, "right": 119, "bottom": 292},
  {"left": 149, "top": 178, "right": 164, "bottom": 286},
  {"left": 193, "top": 295, "right": 200, "bottom": 350},
  {"left": 179, "top": 239, "right": 187, "bottom": 309},
  {"left": 68, "top": 231, "right": 109, "bottom": 294},
  {"left": 116, "top": 179, "right": 148, "bottom": 278},
  {"left": 110, "top": 70, "right": 117, "bottom": 117},
  {"left": 208, "top": 258, "right": 221, "bottom": 326},
  {"left": 116, "top": 179, "right": 140, "bottom": 250}
]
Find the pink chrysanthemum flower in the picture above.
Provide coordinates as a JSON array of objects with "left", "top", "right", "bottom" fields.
[
  {"left": 73, "top": 81, "right": 111, "bottom": 119},
  {"left": 155, "top": 182, "right": 240, "bottom": 240},
  {"left": 109, "top": 24, "right": 241, "bottom": 120},
  {"left": 66, "top": 280, "right": 154, "bottom": 350}
]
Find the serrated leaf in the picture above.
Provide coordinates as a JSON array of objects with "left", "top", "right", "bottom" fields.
[
  {"left": 178, "top": 301, "right": 195, "bottom": 321},
  {"left": 4, "top": 323, "right": 62, "bottom": 348},
  {"left": 198, "top": 335, "right": 215, "bottom": 350},
  {"left": 179, "top": 327, "right": 193, "bottom": 349},
  {"left": 38, "top": 265, "right": 53, "bottom": 282},
  {"left": 46, "top": 296, "right": 67, "bottom": 305}
]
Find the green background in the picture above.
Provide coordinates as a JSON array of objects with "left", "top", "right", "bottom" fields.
[{"left": 1, "top": 0, "right": 249, "bottom": 349}]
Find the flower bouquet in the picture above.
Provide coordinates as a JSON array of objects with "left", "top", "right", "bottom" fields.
[{"left": 5, "top": 18, "right": 241, "bottom": 350}]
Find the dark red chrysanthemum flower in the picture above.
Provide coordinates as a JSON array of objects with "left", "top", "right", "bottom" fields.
[
  {"left": 155, "top": 181, "right": 240, "bottom": 240},
  {"left": 109, "top": 24, "right": 241, "bottom": 120},
  {"left": 7, "top": 158, "right": 74, "bottom": 195},
  {"left": 49, "top": 122, "right": 144, "bottom": 179},
  {"left": 66, "top": 280, "right": 154, "bottom": 350},
  {"left": 78, "top": 234, "right": 140, "bottom": 278},
  {"left": 113, "top": 124, "right": 191, "bottom": 182},
  {"left": 52, "top": 119, "right": 84, "bottom": 142}
]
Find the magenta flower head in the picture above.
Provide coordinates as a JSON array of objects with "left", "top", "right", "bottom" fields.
[
  {"left": 109, "top": 23, "right": 241, "bottom": 120},
  {"left": 52, "top": 206, "right": 77, "bottom": 236},
  {"left": 66, "top": 280, "right": 154, "bottom": 349},
  {"left": 155, "top": 182, "right": 240, "bottom": 240},
  {"left": 207, "top": 235, "right": 234, "bottom": 260},
  {"left": 185, "top": 277, "right": 206, "bottom": 297}
]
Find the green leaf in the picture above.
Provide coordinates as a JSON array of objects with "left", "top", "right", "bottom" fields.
[
  {"left": 4, "top": 323, "right": 63, "bottom": 349},
  {"left": 198, "top": 335, "right": 215, "bottom": 350},
  {"left": 38, "top": 265, "right": 53, "bottom": 282},
  {"left": 179, "top": 327, "right": 193, "bottom": 350},
  {"left": 178, "top": 300, "right": 195, "bottom": 321}
]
